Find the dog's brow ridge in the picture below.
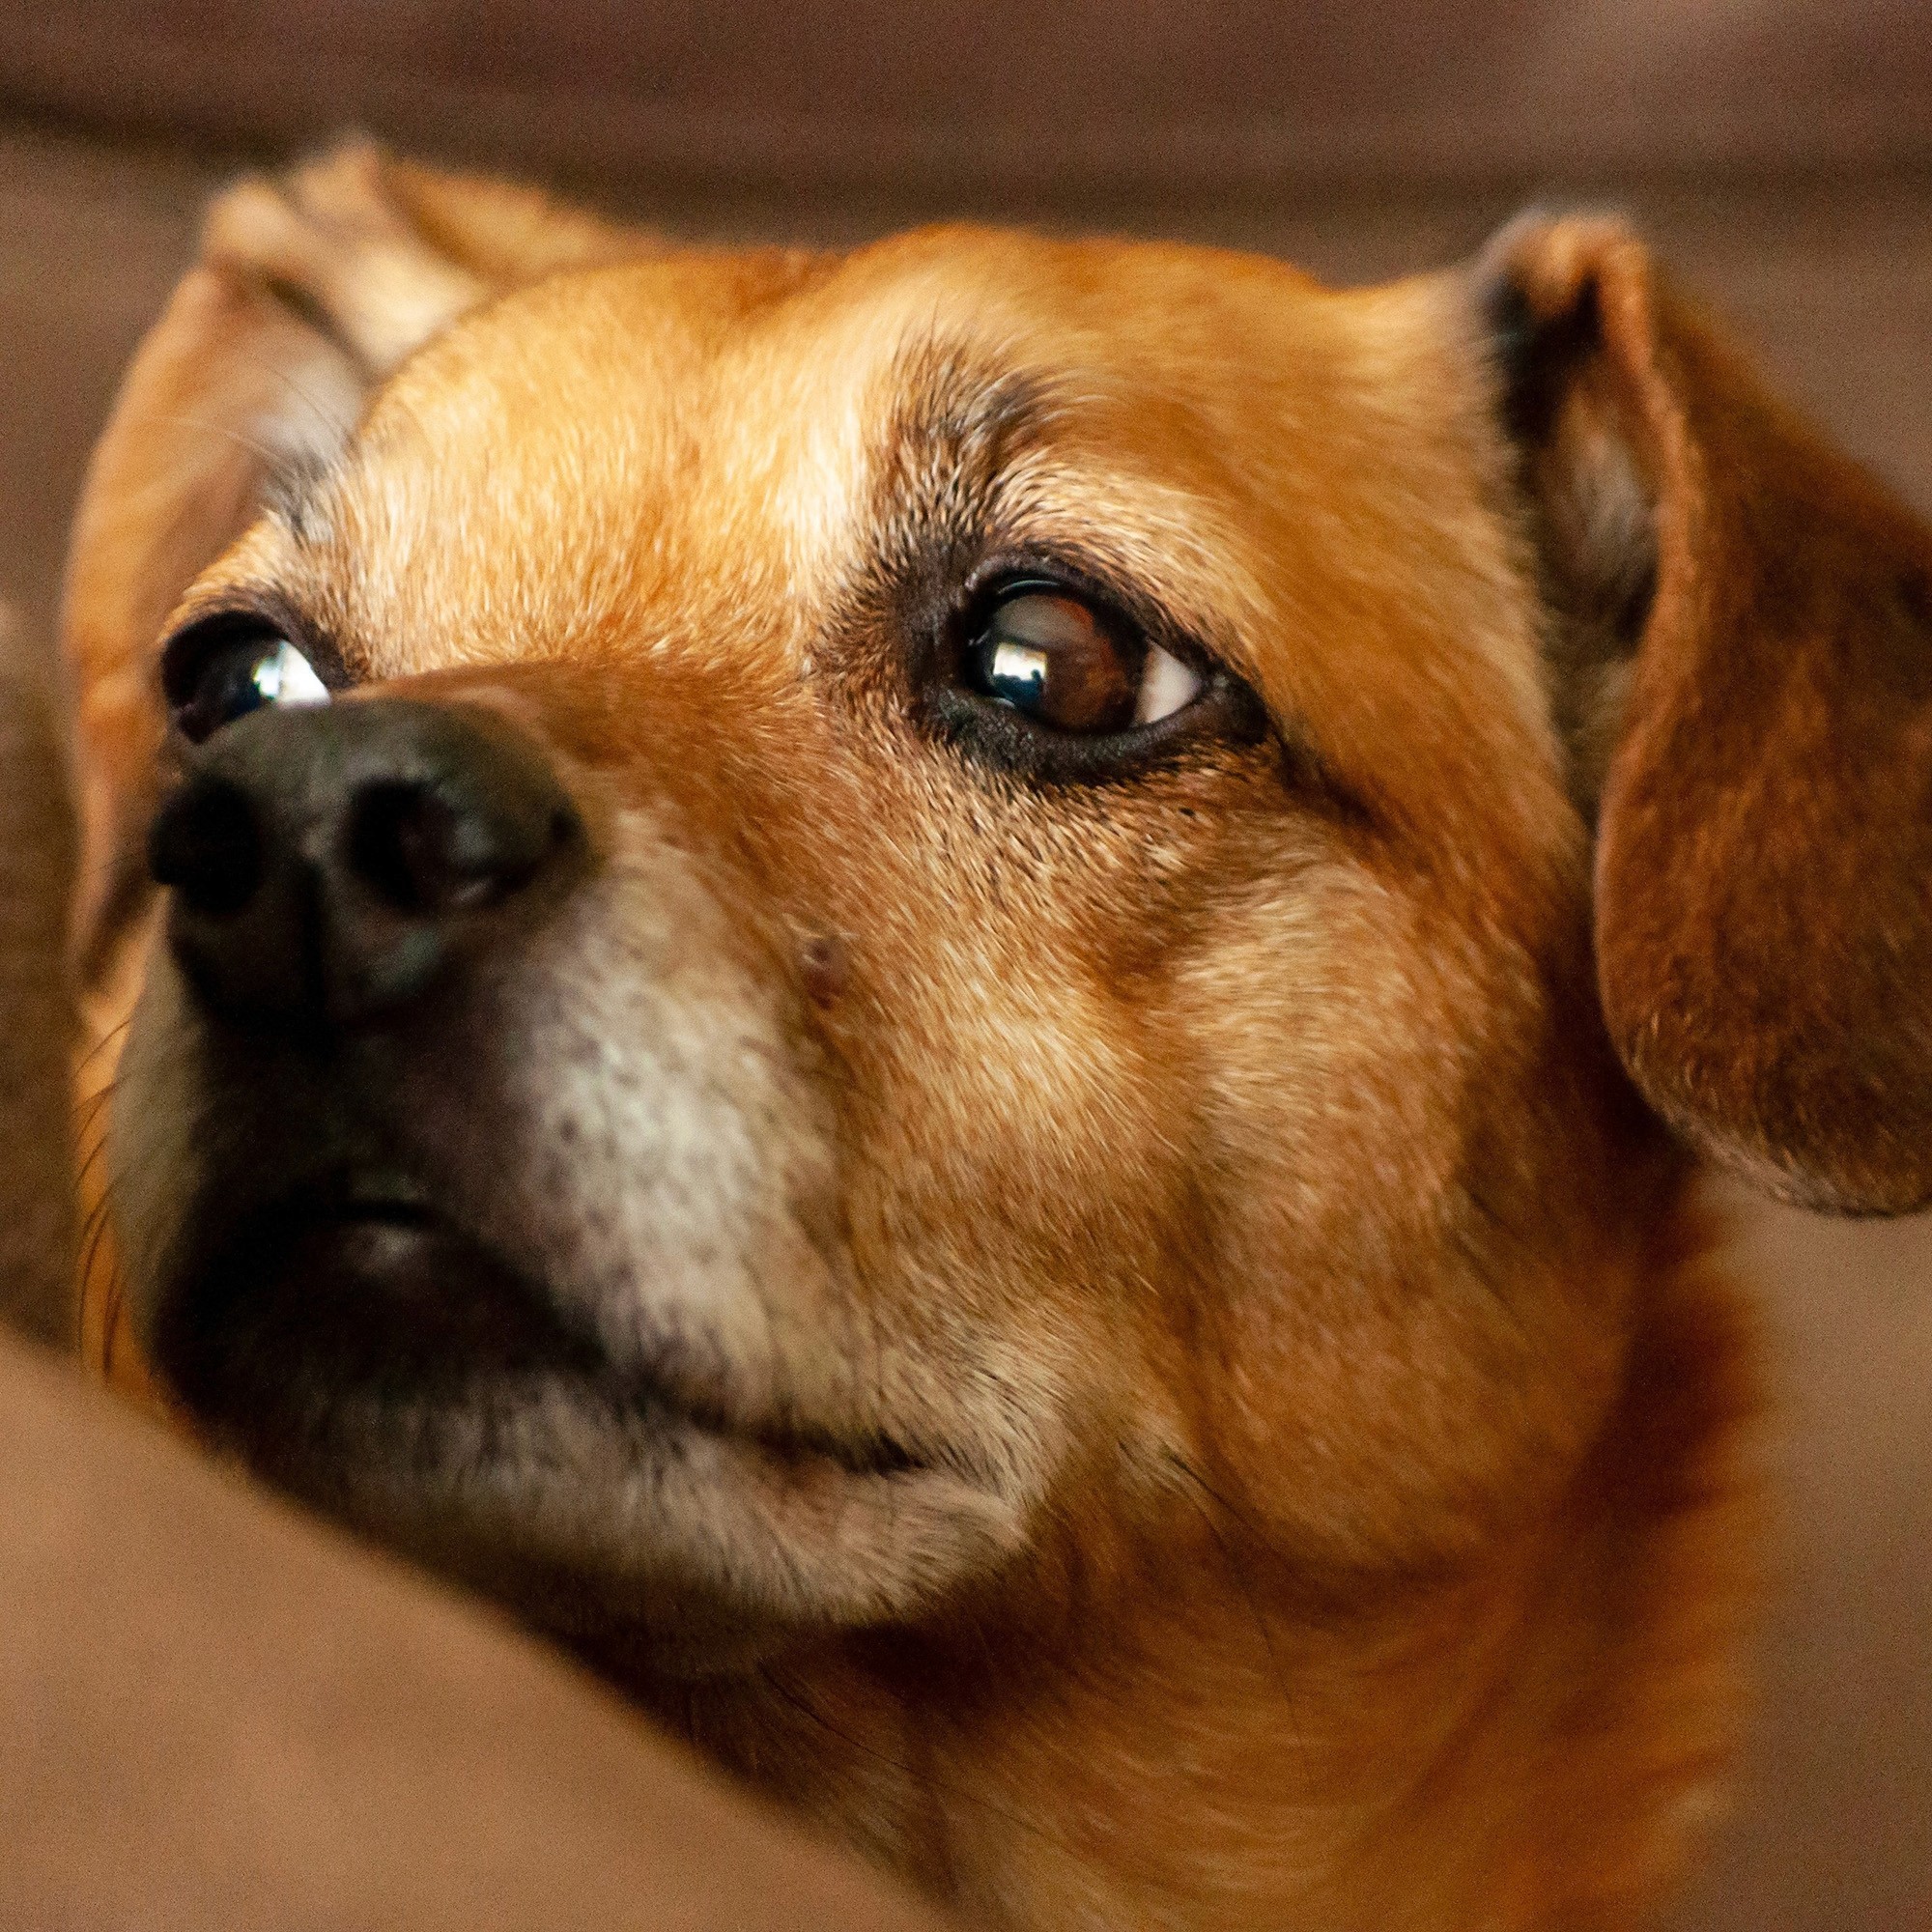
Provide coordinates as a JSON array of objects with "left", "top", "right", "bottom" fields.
[{"left": 878, "top": 336, "right": 1062, "bottom": 497}]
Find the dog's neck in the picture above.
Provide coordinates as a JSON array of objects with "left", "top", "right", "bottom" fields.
[{"left": 609, "top": 1193, "right": 1754, "bottom": 1932}]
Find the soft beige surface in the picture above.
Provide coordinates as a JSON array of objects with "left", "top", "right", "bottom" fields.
[
  {"left": 0, "top": 599, "right": 71, "bottom": 1342},
  {"left": 0, "top": 1331, "right": 948, "bottom": 1931},
  {"left": 0, "top": 121, "right": 1925, "bottom": 1931}
]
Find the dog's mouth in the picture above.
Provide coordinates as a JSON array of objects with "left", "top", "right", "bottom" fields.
[
  {"left": 156, "top": 1195, "right": 596, "bottom": 1423},
  {"left": 141, "top": 1187, "right": 1020, "bottom": 1662},
  {"left": 154, "top": 1190, "right": 922, "bottom": 1482}
]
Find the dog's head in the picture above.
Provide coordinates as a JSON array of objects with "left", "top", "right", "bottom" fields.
[{"left": 67, "top": 152, "right": 1932, "bottom": 1685}]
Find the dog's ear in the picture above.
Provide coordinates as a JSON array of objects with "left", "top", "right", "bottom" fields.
[
  {"left": 1481, "top": 213, "right": 1932, "bottom": 1213},
  {"left": 62, "top": 141, "right": 651, "bottom": 985}
]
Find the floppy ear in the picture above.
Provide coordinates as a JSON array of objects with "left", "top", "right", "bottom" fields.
[
  {"left": 62, "top": 140, "right": 652, "bottom": 984},
  {"left": 1483, "top": 213, "right": 1932, "bottom": 1215}
]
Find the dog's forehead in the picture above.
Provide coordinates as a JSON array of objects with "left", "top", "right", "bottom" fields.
[
  {"left": 232, "top": 228, "right": 1554, "bottom": 827},
  {"left": 331, "top": 229, "right": 1418, "bottom": 537}
]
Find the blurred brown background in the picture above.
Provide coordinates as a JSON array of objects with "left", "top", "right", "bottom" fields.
[{"left": 0, "top": 5, "right": 1926, "bottom": 1927}]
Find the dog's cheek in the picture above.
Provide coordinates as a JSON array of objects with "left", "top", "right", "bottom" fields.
[
  {"left": 1167, "top": 863, "right": 1619, "bottom": 1571},
  {"left": 769, "top": 774, "right": 1312, "bottom": 1522},
  {"left": 818, "top": 912, "right": 1211, "bottom": 1511},
  {"left": 393, "top": 831, "right": 863, "bottom": 1417}
]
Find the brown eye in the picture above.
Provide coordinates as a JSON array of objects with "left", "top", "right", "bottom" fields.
[{"left": 962, "top": 586, "right": 1201, "bottom": 735}]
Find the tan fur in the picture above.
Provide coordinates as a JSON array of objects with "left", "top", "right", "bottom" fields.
[{"left": 63, "top": 144, "right": 1928, "bottom": 1929}]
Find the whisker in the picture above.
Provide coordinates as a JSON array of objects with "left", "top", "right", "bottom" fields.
[
  {"left": 1168, "top": 1449, "right": 1293, "bottom": 1563},
  {"left": 70, "top": 1105, "right": 112, "bottom": 1160},
  {"left": 74, "top": 1187, "right": 119, "bottom": 1359},
  {"left": 234, "top": 344, "right": 354, "bottom": 447},
  {"left": 128, "top": 412, "right": 290, "bottom": 479},
  {"left": 72, "top": 1131, "right": 115, "bottom": 1200},
  {"left": 73, "top": 1015, "right": 134, "bottom": 1084},
  {"left": 100, "top": 1246, "right": 127, "bottom": 1381},
  {"left": 71, "top": 1080, "right": 121, "bottom": 1156}
]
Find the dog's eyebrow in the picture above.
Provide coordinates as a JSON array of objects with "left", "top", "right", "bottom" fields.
[
  {"left": 858, "top": 336, "right": 1067, "bottom": 592},
  {"left": 873, "top": 337, "right": 1062, "bottom": 529},
  {"left": 882, "top": 337, "right": 1059, "bottom": 471},
  {"left": 262, "top": 445, "right": 342, "bottom": 548}
]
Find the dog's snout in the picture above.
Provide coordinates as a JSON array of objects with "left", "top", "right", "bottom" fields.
[{"left": 150, "top": 697, "right": 583, "bottom": 1029}]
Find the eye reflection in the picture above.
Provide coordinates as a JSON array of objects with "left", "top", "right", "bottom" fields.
[
  {"left": 250, "top": 639, "right": 330, "bottom": 710},
  {"left": 983, "top": 640, "right": 1050, "bottom": 709}
]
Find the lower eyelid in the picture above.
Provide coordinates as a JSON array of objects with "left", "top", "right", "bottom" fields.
[{"left": 1134, "top": 644, "right": 1203, "bottom": 725}]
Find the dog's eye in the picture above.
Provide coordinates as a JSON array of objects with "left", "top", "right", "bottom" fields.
[
  {"left": 961, "top": 586, "right": 1202, "bottom": 735},
  {"left": 162, "top": 620, "right": 332, "bottom": 744}
]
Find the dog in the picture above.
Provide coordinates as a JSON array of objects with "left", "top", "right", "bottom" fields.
[{"left": 62, "top": 144, "right": 1932, "bottom": 1930}]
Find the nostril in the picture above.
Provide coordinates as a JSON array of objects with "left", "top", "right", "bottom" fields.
[
  {"left": 149, "top": 779, "right": 264, "bottom": 916},
  {"left": 347, "top": 781, "right": 580, "bottom": 916},
  {"left": 350, "top": 782, "right": 483, "bottom": 915}
]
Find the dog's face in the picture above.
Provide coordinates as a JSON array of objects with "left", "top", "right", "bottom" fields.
[
  {"left": 65, "top": 150, "right": 1932, "bottom": 1919},
  {"left": 103, "top": 223, "right": 1618, "bottom": 1654}
]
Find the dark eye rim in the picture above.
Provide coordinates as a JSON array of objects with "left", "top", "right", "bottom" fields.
[
  {"left": 158, "top": 604, "right": 345, "bottom": 743},
  {"left": 918, "top": 551, "right": 1269, "bottom": 784}
]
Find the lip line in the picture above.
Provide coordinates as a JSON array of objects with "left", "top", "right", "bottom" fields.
[{"left": 163, "top": 1188, "right": 931, "bottom": 1484}]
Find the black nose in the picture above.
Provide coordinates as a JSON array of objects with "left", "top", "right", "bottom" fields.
[{"left": 150, "top": 698, "right": 583, "bottom": 1029}]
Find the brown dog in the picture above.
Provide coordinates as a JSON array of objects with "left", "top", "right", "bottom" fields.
[{"left": 64, "top": 144, "right": 1932, "bottom": 1930}]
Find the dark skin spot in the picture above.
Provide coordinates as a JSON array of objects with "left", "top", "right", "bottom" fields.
[{"left": 800, "top": 931, "right": 851, "bottom": 1008}]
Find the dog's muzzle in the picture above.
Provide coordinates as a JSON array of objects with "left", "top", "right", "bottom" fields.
[{"left": 148, "top": 697, "right": 585, "bottom": 1033}]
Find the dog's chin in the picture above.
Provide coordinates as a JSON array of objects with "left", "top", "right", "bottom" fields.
[{"left": 146, "top": 1201, "right": 1023, "bottom": 1676}]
